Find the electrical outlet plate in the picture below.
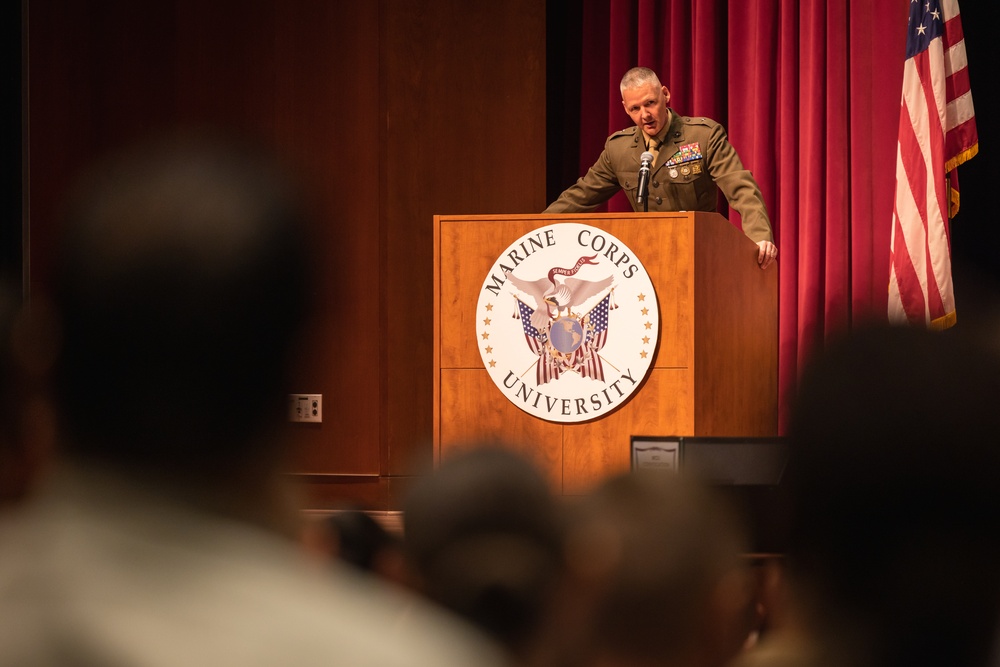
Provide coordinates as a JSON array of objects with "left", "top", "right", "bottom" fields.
[{"left": 288, "top": 394, "right": 322, "bottom": 423}]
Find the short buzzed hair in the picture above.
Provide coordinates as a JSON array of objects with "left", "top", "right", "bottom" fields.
[{"left": 620, "top": 67, "right": 661, "bottom": 93}]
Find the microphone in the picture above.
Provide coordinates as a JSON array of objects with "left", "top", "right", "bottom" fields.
[{"left": 636, "top": 151, "right": 653, "bottom": 206}]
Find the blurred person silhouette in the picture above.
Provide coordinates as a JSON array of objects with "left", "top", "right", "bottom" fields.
[
  {"left": 734, "top": 324, "right": 1000, "bottom": 667},
  {"left": 544, "top": 470, "right": 757, "bottom": 667},
  {"left": 0, "top": 281, "right": 57, "bottom": 507},
  {"left": 403, "top": 446, "right": 565, "bottom": 664},
  {"left": 301, "top": 507, "right": 409, "bottom": 586},
  {"left": 0, "top": 134, "right": 502, "bottom": 667}
]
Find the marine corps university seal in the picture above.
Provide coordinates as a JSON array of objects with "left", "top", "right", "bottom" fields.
[{"left": 476, "top": 223, "right": 659, "bottom": 423}]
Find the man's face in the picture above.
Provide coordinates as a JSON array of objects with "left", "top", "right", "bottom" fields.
[{"left": 622, "top": 83, "right": 671, "bottom": 138}]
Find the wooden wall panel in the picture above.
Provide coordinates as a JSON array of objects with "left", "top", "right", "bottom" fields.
[
  {"left": 26, "top": 2, "right": 178, "bottom": 292},
  {"left": 27, "top": 1, "right": 383, "bottom": 479},
  {"left": 171, "top": 4, "right": 279, "bottom": 133},
  {"left": 26, "top": 0, "right": 547, "bottom": 509},
  {"left": 383, "top": 0, "right": 547, "bottom": 478},
  {"left": 694, "top": 218, "right": 779, "bottom": 436},
  {"left": 562, "top": 369, "right": 694, "bottom": 495},
  {"left": 584, "top": 214, "right": 694, "bottom": 369},
  {"left": 298, "top": 475, "right": 388, "bottom": 512},
  {"left": 439, "top": 370, "right": 564, "bottom": 489},
  {"left": 264, "top": 3, "right": 383, "bottom": 475}
]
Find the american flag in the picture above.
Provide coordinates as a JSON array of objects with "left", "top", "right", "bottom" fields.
[
  {"left": 578, "top": 294, "right": 611, "bottom": 381},
  {"left": 516, "top": 298, "right": 546, "bottom": 356},
  {"left": 516, "top": 298, "right": 560, "bottom": 385},
  {"left": 538, "top": 352, "right": 561, "bottom": 385},
  {"left": 888, "top": 0, "right": 978, "bottom": 329}
]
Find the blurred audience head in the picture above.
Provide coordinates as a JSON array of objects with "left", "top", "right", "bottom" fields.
[
  {"left": 554, "top": 470, "right": 754, "bottom": 667},
  {"left": 50, "top": 132, "right": 314, "bottom": 483},
  {"left": 403, "top": 446, "right": 564, "bottom": 656},
  {"left": 303, "top": 508, "right": 408, "bottom": 585},
  {"left": 784, "top": 323, "right": 1000, "bottom": 667}
]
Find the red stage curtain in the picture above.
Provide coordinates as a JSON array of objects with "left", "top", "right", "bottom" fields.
[{"left": 575, "top": 0, "right": 903, "bottom": 427}]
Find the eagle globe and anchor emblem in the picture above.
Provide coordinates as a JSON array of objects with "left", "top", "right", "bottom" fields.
[{"left": 476, "top": 223, "right": 659, "bottom": 424}]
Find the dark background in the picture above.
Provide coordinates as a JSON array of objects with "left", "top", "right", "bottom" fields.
[{"left": 946, "top": 3, "right": 1000, "bottom": 303}]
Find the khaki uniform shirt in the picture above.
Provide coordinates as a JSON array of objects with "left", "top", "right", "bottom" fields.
[{"left": 545, "top": 110, "right": 773, "bottom": 244}]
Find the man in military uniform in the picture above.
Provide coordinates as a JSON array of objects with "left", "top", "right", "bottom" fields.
[{"left": 545, "top": 67, "right": 778, "bottom": 270}]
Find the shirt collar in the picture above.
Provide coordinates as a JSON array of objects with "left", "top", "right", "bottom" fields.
[{"left": 647, "top": 110, "right": 673, "bottom": 149}]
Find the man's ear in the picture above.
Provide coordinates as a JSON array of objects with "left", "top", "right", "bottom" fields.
[{"left": 662, "top": 86, "right": 671, "bottom": 105}]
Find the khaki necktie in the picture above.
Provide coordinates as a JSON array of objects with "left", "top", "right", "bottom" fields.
[{"left": 647, "top": 138, "right": 661, "bottom": 165}]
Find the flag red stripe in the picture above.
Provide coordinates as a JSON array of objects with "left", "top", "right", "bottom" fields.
[
  {"left": 943, "top": 15, "right": 963, "bottom": 48},
  {"left": 945, "top": 66, "right": 970, "bottom": 102},
  {"left": 945, "top": 116, "right": 978, "bottom": 164}
]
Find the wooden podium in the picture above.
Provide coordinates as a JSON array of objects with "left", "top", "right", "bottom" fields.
[{"left": 433, "top": 212, "right": 777, "bottom": 494}]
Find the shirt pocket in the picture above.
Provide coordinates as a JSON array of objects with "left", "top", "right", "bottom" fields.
[
  {"left": 616, "top": 168, "right": 640, "bottom": 196},
  {"left": 661, "top": 159, "right": 714, "bottom": 210}
]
